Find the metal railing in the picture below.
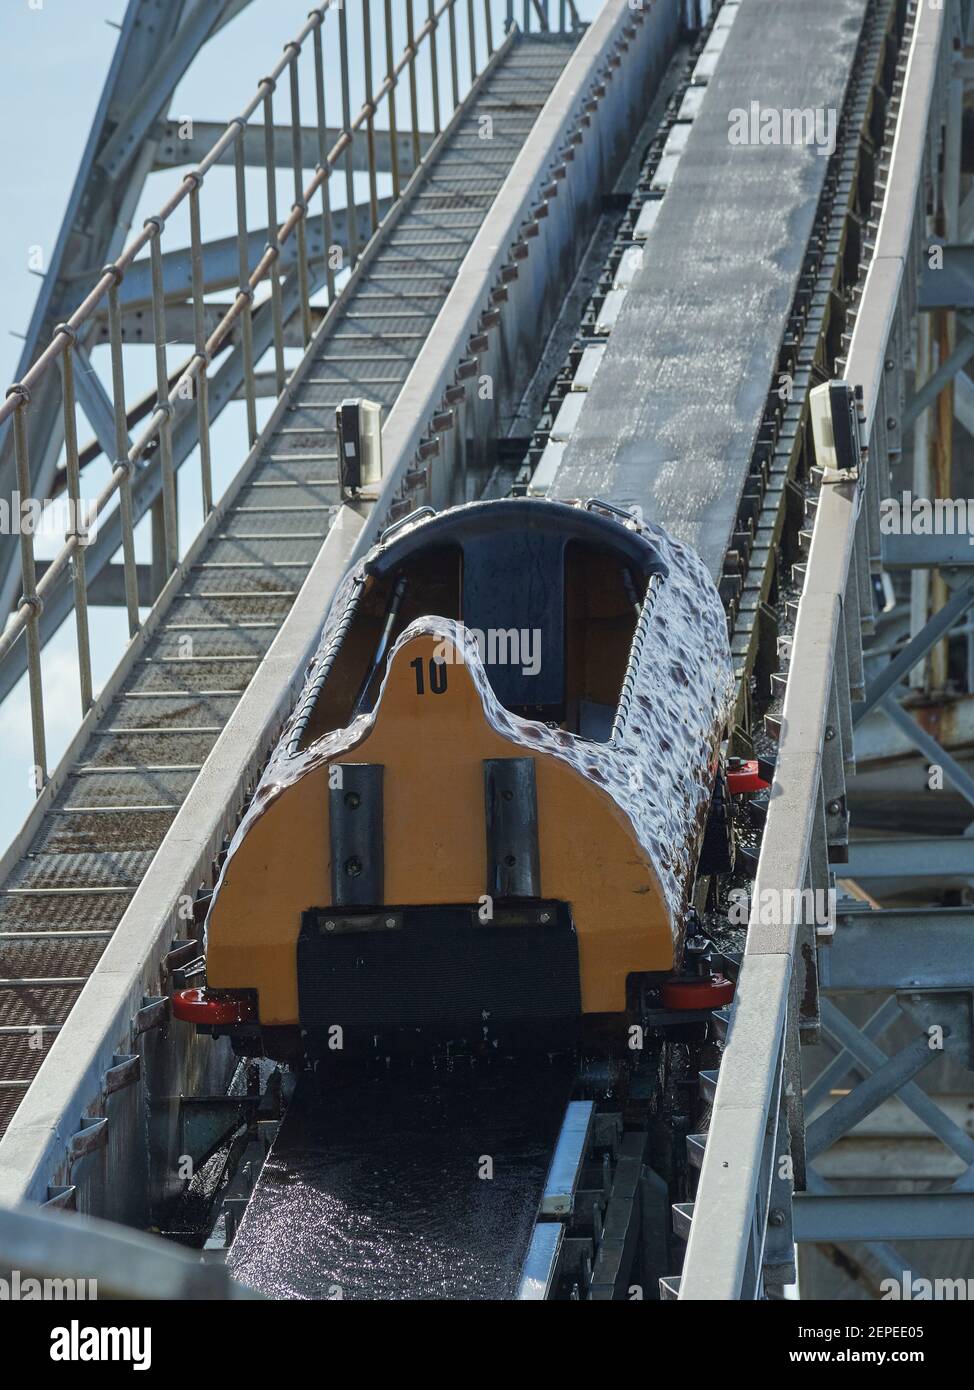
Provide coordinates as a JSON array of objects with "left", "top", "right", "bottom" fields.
[
  {"left": 678, "top": 0, "right": 950, "bottom": 1299},
  {"left": 0, "top": 0, "right": 580, "bottom": 793}
]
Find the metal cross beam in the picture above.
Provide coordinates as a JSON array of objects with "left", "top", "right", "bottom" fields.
[
  {"left": 823, "top": 908, "right": 974, "bottom": 991},
  {"left": 152, "top": 120, "right": 435, "bottom": 174},
  {"left": 801, "top": 1170, "right": 931, "bottom": 1287},
  {"left": 100, "top": 202, "right": 389, "bottom": 312},
  {"left": 805, "top": 1033, "right": 938, "bottom": 1161},
  {"left": 95, "top": 0, "right": 254, "bottom": 184},
  {"left": 794, "top": 1192, "right": 974, "bottom": 1242},
  {"left": 843, "top": 837, "right": 974, "bottom": 879},
  {"left": 95, "top": 303, "right": 325, "bottom": 350}
]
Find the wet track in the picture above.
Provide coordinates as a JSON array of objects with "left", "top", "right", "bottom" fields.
[{"left": 229, "top": 1059, "right": 575, "bottom": 1299}]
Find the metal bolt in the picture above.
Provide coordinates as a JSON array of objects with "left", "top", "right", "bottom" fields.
[
  {"left": 324, "top": 920, "right": 336, "bottom": 932},
  {"left": 824, "top": 726, "right": 835, "bottom": 740},
  {"left": 769, "top": 1209, "right": 786, "bottom": 1228},
  {"left": 504, "top": 854, "right": 516, "bottom": 868},
  {"left": 345, "top": 791, "right": 361, "bottom": 809},
  {"left": 539, "top": 912, "right": 551, "bottom": 924},
  {"left": 386, "top": 918, "right": 397, "bottom": 930},
  {"left": 502, "top": 789, "right": 514, "bottom": 802},
  {"left": 345, "top": 856, "right": 362, "bottom": 877},
  {"left": 827, "top": 799, "right": 842, "bottom": 815}
]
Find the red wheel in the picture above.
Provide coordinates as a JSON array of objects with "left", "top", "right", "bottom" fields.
[
  {"left": 171, "top": 987, "right": 256, "bottom": 1025},
  {"left": 662, "top": 973, "right": 735, "bottom": 1011}
]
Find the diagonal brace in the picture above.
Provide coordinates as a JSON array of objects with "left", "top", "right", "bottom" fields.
[
  {"left": 806, "top": 1032, "right": 939, "bottom": 1160},
  {"left": 879, "top": 692, "right": 974, "bottom": 810},
  {"left": 904, "top": 315, "right": 974, "bottom": 428},
  {"left": 804, "top": 996, "right": 900, "bottom": 1112},
  {"left": 821, "top": 998, "right": 974, "bottom": 1181},
  {"left": 854, "top": 579, "right": 974, "bottom": 723}
]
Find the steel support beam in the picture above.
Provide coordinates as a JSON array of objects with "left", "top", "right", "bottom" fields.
[
  {"left": 843, "top": 837, "right": 974, "bottom": 878},
  {"left": 882, "top": 533, "right": 974, "bottom": 567},
  {"left": 34, "top": 560, "right": 155, "bottom": 609},
  {"left": 70, "top": 345, "right": 131, "bottom": 466},
  {"left": 93, "top": 202, "right": 389, "bottom": 313},
  {"left": 803, "top": 997, "right": 901, "bottom": 1109},
  {"left": 793, "top": 1192, "right": 974, "bottom": 1241},
  {"left": 95, "top": 0, "right": 250, "bottom": 183},
  {"left": 101, "top": 302, "right": 324, "bottom": 350},
  {"left": 954, "top": 367, "right": 974, "bottom": 437},
  {"left": 823, "top": 907, "right": 974, "bottom": 990},
  {"left": 919, "top": 243, "right": 974, "bottom": 311},
  {"left": 805, "top": 1034, "right": 938, "bottom": 1161},
  {"left": 152, "top": 119, "right": 434, "bottom": 174}
]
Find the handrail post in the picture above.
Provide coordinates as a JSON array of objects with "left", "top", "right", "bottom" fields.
[
  {"left": 428, "top": 0, "right": 442, "bottom": 136},
  {"left": 231, "top": 129, "right": 259, "bottom": 445},
  {"left": 338, "top": 4, "right": 360, "bottom": 263},
  {"left": 287, "top": 45, "right": 314, "bottom": 347},
  {"left": 362, "top": 0, "right": 380, "bottom": 236},
  {"left": 56, "top": 333, "right": 94, "bottom": 714},
  {"left": 406, "top": 0, "right": 422, "bottom": 172},
  {"left": 384, "top": 0, "right": 401, "bottom": 200},
  {"left": 467, "top": 0, "right": 478, "bottom": 84},
  {"left": 9, "top": 393, "right": 48, "bottom": 788},
  {"left": 187, "top": 182, "right": 214, "bottom": 516},
  {"left": 262, "top": 86, "right": 287, "bottom": 394},
  {"left": 105, "top": 276, "right": 142, "bottom": 634},
  {"left": 145, "top": 221, "right": 179, "bottom": 572},
  {"left": 447, "top": 1, "right": 461, "bottom": 111},
  {"left": 312, "top": 15, "right": 337, "bottom": 300}
]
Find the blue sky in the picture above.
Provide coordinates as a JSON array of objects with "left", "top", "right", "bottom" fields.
[{"left": 0, "top": 0, "right": 603, "bottom": 852}]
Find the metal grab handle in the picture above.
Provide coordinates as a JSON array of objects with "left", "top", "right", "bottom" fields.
[{"left": 379, "top": 506, "right": 437, "bottom": 544}]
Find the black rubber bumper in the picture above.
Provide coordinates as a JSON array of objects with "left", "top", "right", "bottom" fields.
[{"left": 297, "top": 902, "right": 581, "bottom": 1041}]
